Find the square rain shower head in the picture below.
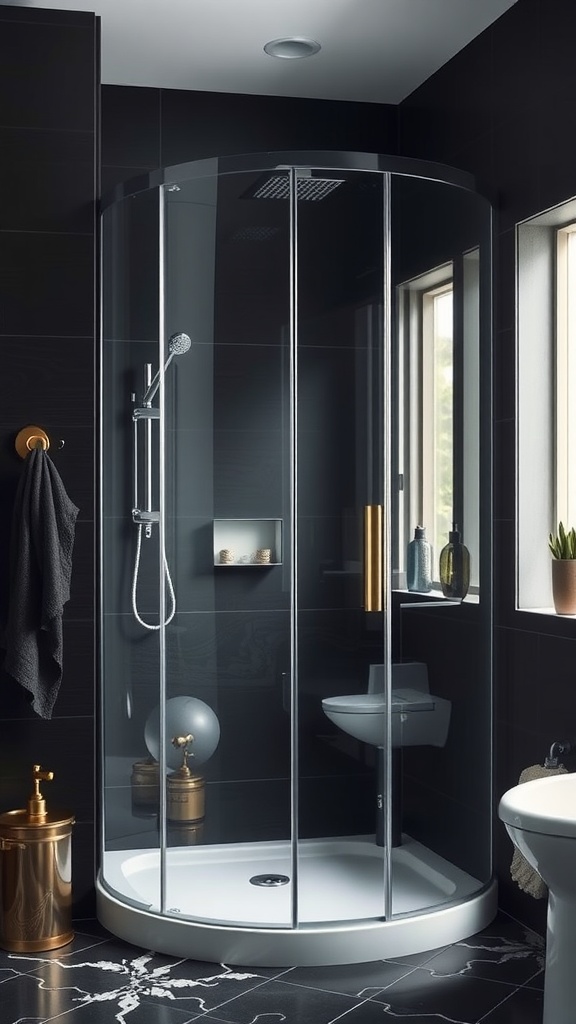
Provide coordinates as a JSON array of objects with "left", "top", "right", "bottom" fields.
[{"left": 244, "top": 172, "right": 346, "bottom": 202}]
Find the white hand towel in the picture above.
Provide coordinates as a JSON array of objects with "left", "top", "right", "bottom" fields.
[{"left": 509, "top": 763, "right": 568, "bottom": 899}]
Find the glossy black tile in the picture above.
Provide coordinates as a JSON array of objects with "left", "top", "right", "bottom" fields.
[
  {"left": 59, "top": 1002, "right": 204, "bottom": 1023},
  {"left": 535, "top": 631, "right": 576, "bottom": 738},
  {"left": 0, "top": 339, "right": 94, "bottom": 434},
  {"left": 283, "top": 959, "right": 414, "bottom": 997},
  {"left": 494, "top": 626, "right": 540, "bottom": 734},
  {"left": 492, "top": 108, "right": 540, "bottom": 235},
  {"left": 491, "top": 0, "right": 541, "bottom": 129},
  {"left": 160, "top": 89, "right": 395, "bottom": 169},
  {"left": 101, "top": 85, "right": 161, "bottom": 170},
  {"left": 537, "top": 88, "right": 576, "bottom": 213},
  {"left": 0, "top": 19, "right": 96, "bottom": 132},
  {"left": 495, "top": 227, "right": 517, "bottom": 336},
  {"left": 0, "top": 914, "right": 547, "bottom": 1024},
  {"left": 0, "top": 6, "right": 94, "bottom": 26},
  {"left": 0, "top": 127, "right": 95, "bottom": 234},
  {"left": 0, "top": 713, "right": 94, "bottom": 821},
  {"left": 198, "top": 976, "right": 363, "bottom": 1024},
  {"left": 369, "top": 967, "right": 518, "bottom": 1021},
  {"left": 0, "top": 971, "right": 80, "bottom": 1021},
  {"left": 479, "top": 982, "right": 545, "bottom": 1023},
  {"left": 71, "top": 821, "right": 98, "bottom": 918},
  {"left": 0, "top": 233, "right": 94, "bottom": 338},
  {"left": 419, "top": 917, "right": 544, "bottom": 986},
  {"left": 493, "top": 329, "right": 515, "bottom": 424},
  {"left": 493, "top": 417, "right": 515, "bottom": 521},
  {"left": 213, "top": 428, "right": 284, "bottom": 518}
]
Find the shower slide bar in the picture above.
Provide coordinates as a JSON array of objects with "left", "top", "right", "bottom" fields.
[{"left": 130, "top": 333, "right": 192, "bottom": 630}]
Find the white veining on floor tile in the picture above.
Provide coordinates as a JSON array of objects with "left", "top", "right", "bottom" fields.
[
  {"left": 424, "top": 933, "right": 545, "bottom": 978},
  {"left": 237, "top": 1016, "right": 286, "bottom": 1023},
  {"left": 9, "top": 952, "right": 259, "bottom": 1022},
  {"left": 373, "top": 1006, "right": 472, "bottom": 1023}
]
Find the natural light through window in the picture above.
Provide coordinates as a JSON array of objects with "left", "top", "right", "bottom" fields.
[
  {"left": 422, "top": 284, "right": 454, "bottom": 565},
  {"left": 395, "top": 252, "right": 479, "bottom": 597},
  {"left": 556, "top": 223, "right": 576, "bottom": 529}
]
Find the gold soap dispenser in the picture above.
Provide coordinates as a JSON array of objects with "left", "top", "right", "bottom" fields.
[
  {"left": 166, "top": 735, "right": 205, "bottom": 824},
  {"left": 0, "top": 765, "right": 75, "bottom": 952}
]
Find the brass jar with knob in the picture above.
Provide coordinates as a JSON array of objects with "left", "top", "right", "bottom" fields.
[
  {"left": 166, "top": 735, "right": 205, "bottom": 824},
  {"left": 130, "top": 756, "right": 160, "bottom": 815},
  {"left": 0, "top": 765, "right": 75, "bottom": 952}
]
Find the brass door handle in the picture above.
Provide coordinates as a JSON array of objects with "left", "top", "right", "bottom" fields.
[{"left": 364, "top": 504, "right": 383, "bottom": 612}]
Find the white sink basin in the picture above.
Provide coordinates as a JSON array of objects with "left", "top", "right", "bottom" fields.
[
  {"left": 499, "top": 770, "right": 576, "bottom": 1024},
  {"left": 499, "top": 772, "right": 576, "bottom": 838}
]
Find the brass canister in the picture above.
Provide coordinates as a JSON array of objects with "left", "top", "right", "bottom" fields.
[
  {"left": 166, "top": 734, "right": 206, "bottom": 824},
  {"left": 130, "top": 758, "right": 160, "bottom": 814},
  {"left": 0, "top": 766, "right": 74, "bottom": 952},
  {"left": 166, "top": 772, "right": 205, "bottom": 823}
]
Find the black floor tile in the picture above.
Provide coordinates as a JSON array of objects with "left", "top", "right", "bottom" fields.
[
  {"left": 418, "top": 924, "right": 544, "bottom": 986},
  {"left": 479, "top": 982, "right": 545, "bottom": 1023},
  {"left": 369, "top": 968, "right": 522, "bottom": 1022},
  {"left": 281, "top": 959, "right": 418, "bottom": 997},
  {"left": 194, "top": 977, "right": 364, "bottom": 1024},
  {"left": 0, "top": 913, "right": 545, "bottom": 1024}
]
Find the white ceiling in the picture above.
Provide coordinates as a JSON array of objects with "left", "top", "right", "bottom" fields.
[{"left": 9, "top": 0, "right": 517, "bottom": 104}]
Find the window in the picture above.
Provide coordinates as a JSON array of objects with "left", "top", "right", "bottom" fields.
[
  {"left": 555, "top": 223, "right": 576, "bottom": 529},
  {"left": 395, "top": 253, "right": 480, "bottom": 594},
  {"left": 517, "top": 198, "right": 576, "bottom": 612},
  {"left": 422, "top": 282, "right": 454, "bottom": 562}
]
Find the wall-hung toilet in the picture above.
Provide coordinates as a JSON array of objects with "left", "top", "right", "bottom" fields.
[
  {"left": 499, "top": 772, "right": 576, "bottom": 1024},
  {"left": 321, "top": 662, "right": 451, "bottom": 749}
]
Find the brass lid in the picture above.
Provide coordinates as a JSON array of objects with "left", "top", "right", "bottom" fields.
[
  {"left": 0, "top": 808, "right": 75, "bottom": 831},
  {"left": 167, "top": 772, "right": 205, "bottom": 791}
]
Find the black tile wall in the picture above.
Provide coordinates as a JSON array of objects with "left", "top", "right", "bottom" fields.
[
  {"left": 102, "top": 86, "right": 398, "bottom": 193},
  {"left": 0, "top": 5, "right": 98, "bottom": 916},
  {"left": 8, "top": 0, "right": 571, "bottom": 937},
  {"left": 399, "top": 0, "right": 576, "bottom": 936}
]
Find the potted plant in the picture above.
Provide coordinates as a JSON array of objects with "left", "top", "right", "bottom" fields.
[{"left": 549, "top": 522, "right": 576, "bottom": 614}]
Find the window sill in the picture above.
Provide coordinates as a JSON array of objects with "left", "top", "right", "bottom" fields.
[
  {"left": 517, "top": 605, "right": 576, "bottom": 619},
  {"left": 394, "top": 588, "right": 480, "bottom": 606}
]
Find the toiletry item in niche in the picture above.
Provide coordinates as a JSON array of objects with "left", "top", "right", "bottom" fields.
[
  {"left": 407, "top": 526, "right": 433, "bottom": 593},
  {"left": 439, "top": 524, "right": 470, "bottom": 599}
]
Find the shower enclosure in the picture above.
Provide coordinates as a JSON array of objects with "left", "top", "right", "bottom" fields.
[{"left": 97, "top": 152, "right": 495, "bottom": 965}]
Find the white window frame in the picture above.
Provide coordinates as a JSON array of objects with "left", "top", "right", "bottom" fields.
[
  {"left": 395, "top": 253, "right": 480, "bottom": 595},
  {"left": 517, "top": 198, "right": 576, "bottom": 614},
  {"left": 555, "top": 223, "right": 576, "bottom": 529}
]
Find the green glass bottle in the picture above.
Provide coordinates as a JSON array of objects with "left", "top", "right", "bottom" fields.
[{"left": 439, "top": 524, "right": 470, "bottom": 599}]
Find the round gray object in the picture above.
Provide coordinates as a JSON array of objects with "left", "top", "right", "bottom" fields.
[{"left": 145, "top": 696, "right": 220, "bottom": 770}]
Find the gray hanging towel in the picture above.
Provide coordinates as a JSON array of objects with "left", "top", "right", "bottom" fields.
[{"left": 2, "top": 446, "right": 79, "bottom": 718}]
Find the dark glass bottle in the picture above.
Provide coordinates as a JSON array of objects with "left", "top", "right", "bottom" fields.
[
  {"left": 406, "top": 526, "right": 433, "bottom": 593},
  {"left": 439, "top": 524, "right": 470, "bottom": 599}
]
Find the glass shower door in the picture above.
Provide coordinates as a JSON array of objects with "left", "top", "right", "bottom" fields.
[
  {"left": 159, "top": 166, "right": 295, "bottom": 927},
  {"left": 294, "top": 167, "right": 392, "bottom": 925}
]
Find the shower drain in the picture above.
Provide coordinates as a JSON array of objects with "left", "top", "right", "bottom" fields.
[{"left": 250, "top": 873, "right": 290, "bottom": 887}]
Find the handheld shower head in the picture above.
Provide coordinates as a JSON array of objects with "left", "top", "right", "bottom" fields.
[
  {"left": 168, "top": 332, "right": 192, "bottom": 356},
  {"left": 142, "top": 332, "right": 192, "bottom": 405}
]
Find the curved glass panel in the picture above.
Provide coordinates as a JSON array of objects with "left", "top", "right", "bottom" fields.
[{"left": 99, "top": 152, "right": 492, "bottom": 943}]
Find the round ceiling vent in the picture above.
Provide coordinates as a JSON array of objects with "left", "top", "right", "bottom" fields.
[{"left": 263, "top": 37, "right": 321, "bottom": 59}]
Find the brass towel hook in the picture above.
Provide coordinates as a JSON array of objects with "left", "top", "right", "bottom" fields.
[{"left": 15, "top": 425, "right": 50, "bottom": 459}]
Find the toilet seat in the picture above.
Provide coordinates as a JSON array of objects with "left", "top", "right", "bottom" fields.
[{"left": 322, "top": 689, "right": 435, "bottom": 714}]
